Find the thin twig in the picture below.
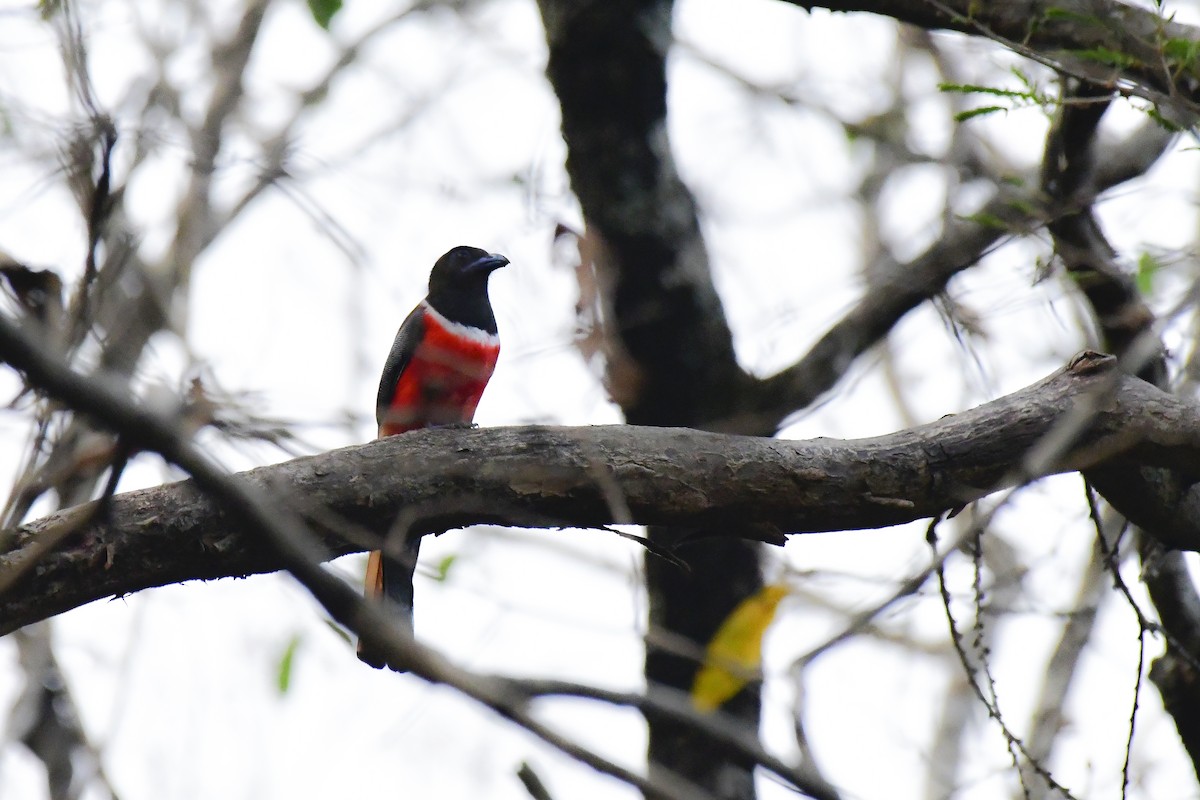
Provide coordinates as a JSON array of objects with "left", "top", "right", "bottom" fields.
[{"left": 928, "top": 517, "right": 1078, "bottom": 800}]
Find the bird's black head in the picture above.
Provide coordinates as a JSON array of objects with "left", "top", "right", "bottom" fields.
[
  {"left": 428, "top": 246, "right": 508, "bottom": 289},
  {"left": 425, "top": 245, "right": 508, "bottom": 331}
]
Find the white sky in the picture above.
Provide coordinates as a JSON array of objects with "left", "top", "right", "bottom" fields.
[{"left": 1, "top": 0, "right": 1200, "bottom": 798}]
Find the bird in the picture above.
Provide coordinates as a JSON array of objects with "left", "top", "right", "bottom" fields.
[{"left": 357, "top": 245, "right": 508, "bottom": 670}]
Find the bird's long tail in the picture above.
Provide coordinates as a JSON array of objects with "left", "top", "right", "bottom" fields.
[{"left": 357, "top": 536, "right": 420, "bottom": 670}]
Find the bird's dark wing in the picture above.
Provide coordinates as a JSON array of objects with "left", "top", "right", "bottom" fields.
[{"left": 375, "top": 302, "right": 426, "bottom": 430}]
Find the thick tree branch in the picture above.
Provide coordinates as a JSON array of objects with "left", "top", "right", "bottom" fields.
[
  {"left": 4, "top": 352, "right": 1200, "bottom": 634},
  {"left": 789, "top": 0, "right": 1200, "bottom": 123}
]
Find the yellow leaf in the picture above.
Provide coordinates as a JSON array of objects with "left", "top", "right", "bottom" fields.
[{"left": 690, "top": 584, "right": 789, "bottom": 713}]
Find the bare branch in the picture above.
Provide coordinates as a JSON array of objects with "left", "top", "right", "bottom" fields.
[
  {"left": 3, "top": 345, "right": 1200, "bottom": 631},
  {"left": 787, "top": 0, "right": 1200, "bottom": 124}
]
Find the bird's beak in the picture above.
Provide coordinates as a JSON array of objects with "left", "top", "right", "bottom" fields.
[{"left": 468, "top": 253, "right": 509, "bottom": 274}]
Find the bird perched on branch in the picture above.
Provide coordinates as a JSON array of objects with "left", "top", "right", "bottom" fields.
[{"left": 358, "top": 245, "right": 508, "bottom": 670}]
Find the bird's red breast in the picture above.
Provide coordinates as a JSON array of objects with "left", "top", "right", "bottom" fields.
[{"left": 378, "top": 302, "right": 500, "bottom": 436}]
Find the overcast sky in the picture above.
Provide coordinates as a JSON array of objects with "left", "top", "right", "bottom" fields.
[{"left": 2, "top": 1, "right": 1199, "bottom": 798}]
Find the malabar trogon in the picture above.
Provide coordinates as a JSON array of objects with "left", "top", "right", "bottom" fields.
[{"left": 358, "top": 245, "right": 507, "bottom": 670}]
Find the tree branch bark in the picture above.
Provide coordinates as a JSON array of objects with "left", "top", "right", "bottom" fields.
[
  {"left": 788, "top": 0, "right": 1200, "bottom": 123},
  {"left": 4, "top": 351, "right": 1200, "bottom": 634}
]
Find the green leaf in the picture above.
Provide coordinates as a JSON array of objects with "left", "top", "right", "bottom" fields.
[
  {"left": 1163, "top": 37, "right": 1200, "bottom": 66},
  {"left": 1136, "top": 252, "right": 1162, "bottom": 295},
  {"left": 1004, "top": 197, "right": 1039, "bottom": 217},
  {"left": 954, "top": 105, "right": 1007, "bottom": 122},
  {"left": 959, "top": 211, "right": 1010, "bottom": 230},
  {"left": 307, "top": 0, "right": 343, "bottom": 30},
  {"left": 433, "top": 554, "right": 458, "bottom": 583},
  {"left": 1146, "top": 105, "right": 1183, "bottom": 132},
  {"left": 1040, "top": 7, "right": 1104, "bottom": 26},
  {"left": 38, "top": 0, "right": 64, "bottom": 19},
  {"left": 938, "top": 83, "right": 1035, "bottom": 100},
  {"left": 1009, "top": 67, "right": 1039, "bottom": 93},
  {"left": 323, "top": 618, "right": 353, "bottom": 645},
  {"left": 276, "top": 634, "right": 302, "bottom": 695},
  {"left": 1072, "top": 47, "right": 1140, "bottom": 69}
]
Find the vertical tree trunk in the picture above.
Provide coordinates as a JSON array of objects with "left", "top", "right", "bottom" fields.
[{"left": 539, "top": 1, "right": 765, "bottom": 795}]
